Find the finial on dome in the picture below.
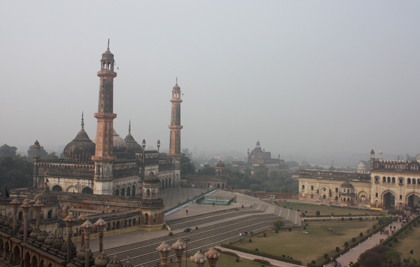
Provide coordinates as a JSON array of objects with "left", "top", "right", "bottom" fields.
[
  {"left": 107, "top": 39, "right": 110, "bottom": 51},
  {"left": 176, "top": 77, "right": 178, "bottom": 85},
  {"left": 128, "top": 120, "right": 131, "bottom": 134},
  {"left": 81, "top": 112, "right": 84, "bottom": 130}
]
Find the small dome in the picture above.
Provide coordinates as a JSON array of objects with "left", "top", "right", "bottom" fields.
[
  {"left": 18, "top": 224, "right": 33, "bottom": 236},
  {"left": 144, "top": 172, "right": 160, "bottom": 184},
  {"left": 61, "top": 240, "right": 77, "bottom": 253},
  {"left": 95, "top": 252, "right": 110, "bottom": 267},
  {"left": 30, "top": 228, "right": 41, "bottom": 240},
  {"left": 95, "top": 129, "right": 126, "bottom": 158},
  {"left": 216, "top": 160, "right": 225, "bottom": 168},
  {"left": 44, "top": 232, "right": 55, "bottom": 246},
  {"left": 64, "top": 128, "right": 95, "bottom": 161},
  {"left": 77, "top": 245, "right": 93, "bottom": 261},
  {"left": 37, "top": 230, "right": 49, "bottom": 243},
  {"left": 357, "top": 162, "right": 366, "bottom": 173},
  {"left": 53, "top": 234, "right": 65, "bottom": 249},
  {"left": 341, "top": 181, "right": 354, "bottom": 189}
]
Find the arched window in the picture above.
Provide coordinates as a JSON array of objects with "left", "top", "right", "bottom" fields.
[
  {"left": 127, "top": 187, "right": 131, "bottom": 197},
  {"left": 121, "top": 188, "right": 125, "bottom": 196},
  {"left": 18, "top": 211, "right": 23, "bottom": 221},
  {"left": 115, "top": 189, "right": 119, "bottom": 196},
  {"left": 52, "top": 185, "right": 63, "bottom": 192},
  {"left": 392, "top": 177, "right": 395, "bottom": 183},
  {"left": 82, "top": 187, "right": 93, "bottom": 194},
  {"left": 132, "top": 185, "right": 136, "bottom": 197},
  {"left": 399, "top": 178, "right": 404, "bottom": 184},
  {"left": 387, "top": 177, "right": 391, "bottom": 183},
  {"left": 323, "top": 195, "right": 326, "bottom": 199},
  {"left": 48, "top": 210, "right": 53, "bottom": 219},
  {"left": 383, "top": 177, "right": 386, "bottom": 182},
  {"left": 146, "top": 189, "right": 150, "bottom": 197},
  {"left": 413, "top": 179, "right": 417, "bottom": 185},
  {"left": 408, "top": 178, "right": 412, "bottom": 185}
]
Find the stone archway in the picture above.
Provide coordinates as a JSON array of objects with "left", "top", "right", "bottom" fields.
[
  {"left": 52, "top": 185, "right": 62, "bottom": 192},
  {"left": 24, "top": 252, "right": 31, "bottom": 267},
  {"left": 13, "top": 246, "right": 21, "bottom": 266},
  {"left": 407, "top": 193, "right": 420, "bottom": 208},
  {"left": 383, "top": 191, "right": 395, "bottom": 209},
  {"left": 144, "top": 213, "right": 149, "bottom": 224},
  {"left": 82, "top": 187, "right": 93, "bottom": 194},
  {"left": 31, "top": 255, "right": 38, "bottom": 267},
  {"left": 115, "top": 189, "right": 120, "bottom": 196}
]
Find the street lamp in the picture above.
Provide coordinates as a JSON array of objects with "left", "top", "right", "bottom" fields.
[
  {"left": 190, "top": 251, "right": 207, "bottom": 267},
  {"left": 33, "top": 200, "right": 43, "bottom": 230},
  {"left": 77, "top": 213, "right": 87, "bottom": 247},
  {"left": 20, "top": 199, "right": 31, "bottom": 242},
  {"left": 156, "top": 241, "right": 171, "bottom": 267},
  {"left": 63, "top": 213, "right": 75, "bottom": 264},
  {"left": 142, "top": 139, "right": 146, "bottom": 181},
  {"left": 94, "top": 218, "right": 107, "bottom": 253},
  {"left": 81, "top": 220, "right": 93, "bottom": 267},
  {"left": 172, "top": 239, "right": 186, "bottom": 267},
  {"left": 157, "top": 140, "right": 161, "bottom": 153},
  {"left": 204, "top": 248, "right": 220, "bottom": 267}
]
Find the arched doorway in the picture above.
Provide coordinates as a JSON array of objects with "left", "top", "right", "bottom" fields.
[
  {"left": 48, "top": 210, "right": 53, "bottom": 219},
  {"left": 121, "top": 188, "right": 125, "bottom": 196},
  {"left": 161, "top": 181, "right": 164, "bottom": 190},
  {"left": 408, "top": 194, "right": 420, "bottom": 208},
  {"left": 115, "top": 189, "right": 119, "bottom": 196},
  {"left": 217, "top": 183, "right": 220, "bottom": 189},
  {"left": 132, "top": 185, "right": 136, "bottom": 197},
  {"left": 52, "top": 185, "right": 62, "bottom": 192},
  {"left": 24, "top": 252, "right": 30, "bottom": 267},
  {"left": 127, "top": 187, "right": 131, "bottom": 197},
  {"left": 82, "top": 187, "right": 93, "bottom": 194},
  {"left": 383, "top": 192, "right": 395, "bottom": 209},
  {"left": 169, "top": 179, "right": 171, "bottom": 188},
  {"left": 13, "top": 246, "right": 21, "bottom": 266},
  {"left": 145, "top": 213, "right": 149, "bottom": 225},
  {"left": 18, "top": 211, "right": 23, "bottom": 221},
  {"left": 31, "top": 255, "right": 38, "bottom": 267},
  {"left": 116, "top": 221, "right": 120, "bottom": 229}
]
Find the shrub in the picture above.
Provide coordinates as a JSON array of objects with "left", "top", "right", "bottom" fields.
[
  {"left": 316, "top": 211, "right": 320, "bottom": 216},
  {"left": 352, "top": 238, "right": 356, "bottom": 242},
  {"left": 341, "top": 218, "right": 345, "bottom": 221},
  {"left": 255, "top": 248, "right": 259, "bottom": 251},
  {"left": 311, "top": 260, "right": 316, "bottom": 264},
  {"left": 249, "top": 239, "right": 252, "bottom": 243},
  {"left": 359, "top": 232, "right": 363, "bottom": 237},
  {"left": 298, "top": 209, "right": 300, "bottom": 211},
  {"left": 359, "top": 217, "right": 363, "bottom": 221},
  {"left": 344, "top": 242, "right": 349, "bottom": 247},
  {"left": 349, "top": 217, "right": 353, "bottom": 221},
  {"left": 263, "top": 232, "right": 266, "bottom": 237},
  {"left": 288, "top": 228, "right": 292, "bottom": 232},
  {"left": 394, "top": 238, "right": 398, "bottom": 243},
  {"left": 275, "top": 228, "right": 278, "bottom": 233},
  {"left": 349, "top": 213, "right": 352, "bottom": 215},
  {"left": 324, "top": 254, "right": 328, "bottom": 259},
  {"left": 388, "top": 243, "right": 393, "bottom": 247},
  {"left": 336, "top": 247, "right": 340, "bottom": 252},
  {"left": 236, "top": 258, "right": 240, "bottom": 262},
  {"left": 306, "top": 223, "right": 309, "bottom": 226}
]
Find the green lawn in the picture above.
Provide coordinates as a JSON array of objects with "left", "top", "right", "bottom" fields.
[
  {"left": 392, "top": 223, "right": 420, "bottom": 262},
  {"left": 269, "top": 200, "right": 383, "bottom": 217},
  {"left": 167, "top": 253, "right": 263, "bottom": 267},
  {"left": 235, "top": 220, "right": 377, "bottom": 265}
]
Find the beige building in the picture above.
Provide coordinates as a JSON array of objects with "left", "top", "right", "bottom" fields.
[{"left": 299, "top": 150, "right": 420, "bottom": 210}]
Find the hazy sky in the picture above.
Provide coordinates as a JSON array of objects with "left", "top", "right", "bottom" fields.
[{"left": 1, "top": 1, "right": 420, "bottom": 161}]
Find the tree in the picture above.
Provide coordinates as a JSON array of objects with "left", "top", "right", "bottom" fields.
[
  {"left": 0, "top": 156, "right": 33, "bottom": 194},
  {"left": 197, "top": 164, "right": 215, "bottom": 176},
  {"left": 0, "top": 144, "right": 17, "bottom": 158},
  {"left": 180, "top": 156, "right": 196, "bottom": 175},
  {"left": 46, "top": 152, "right": 59, "bottom": 159},
  {"left": 273, "top": 220, "right": 284, "bottom": 229},
  {"left": 358, "top": 246, "right": 401, "bottom": 267},
  {"left": 27, "top": 144, "right": 48, "bottom": 160}
]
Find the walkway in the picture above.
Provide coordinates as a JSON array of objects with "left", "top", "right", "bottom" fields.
[
  {"left": 327, "top": 220, "right": 402, "bottom": 267},
  {"left": 216, "top": 246, "right": 304, "bottom": 267}
]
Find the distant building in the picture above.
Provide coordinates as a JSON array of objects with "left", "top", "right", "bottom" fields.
[
  {"left": 298, "top": 149, "right": 420, "bottom": 210},
  {"left": 231, "top": 141, "right": 287, "bottom": 173}
]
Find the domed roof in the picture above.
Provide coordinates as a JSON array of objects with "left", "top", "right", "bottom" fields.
[
  {"left": 124, "top": 122, "right": 142, "bottom": 159},
  {"left": 93, "top": 128, "right": 127, "bottom": 158},
  {"left": 44, "top": 232, "right": 55, "bottom": 246},
  {"left": 102, "top": 40, "right": 114, "bottom": 60},
  {"left": 37, "top": 230, "right": 49, "bottom": 243},
  {"left": 30, "top": 228, "right": 41, "bottom": 240},
  {"left": 61, "top": 240, "right": 77, "bottom": 253},
  {"left": 357, "top": 162, "right": 366, "bottom": 173},
  {"left": 341, "top": 181, "right": 354, "bottom": 189},
  {"left": 53, "top": 234, "right": 65, "bottom": 249},
  {"left": 64, "top": 115, "right": 95, "bottom": 161},
  {"left": 77, "top": 245, "right": 93, "bottom": 261},
  {"left": 95, "top": 252, "right": 110, "bottom": 267},
  {"left": 216, "top": 160, "right": 225, "bottom": 168}
]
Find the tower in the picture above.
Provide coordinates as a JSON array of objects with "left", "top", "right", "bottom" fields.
[
  {"left": 168, "top": 80, "right": 183, "bottom": 156},
  {"left": 167, "top": 80, "right": 183, "bottom": 186},
  {"left": 91, "top": 40, "right": 117, "bottom": 195}
]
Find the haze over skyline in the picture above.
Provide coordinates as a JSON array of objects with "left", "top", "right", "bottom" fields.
[{"left": 1, "top": 1, "right": 420, "bottom": 163}]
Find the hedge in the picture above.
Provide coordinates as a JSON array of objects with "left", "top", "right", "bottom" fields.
[
  {"left": 381, "top": 215, "right": 420, "bottom": 247},
  {"left": 253, "top": 259, "right": 271, "bottom": 265},
  {"left": 221, "top": 243, "right": 302, "bottom": 265}
]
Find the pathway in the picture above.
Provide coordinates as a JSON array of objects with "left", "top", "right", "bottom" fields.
[{"left": 327, "top": 220, "right": 402, "bottom": 267}]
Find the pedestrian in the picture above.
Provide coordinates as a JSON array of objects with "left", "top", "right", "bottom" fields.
[{"left": 186, "top": 209, "right": 188, "bottom": 215}]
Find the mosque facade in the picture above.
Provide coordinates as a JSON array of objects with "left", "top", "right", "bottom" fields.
[
  {"left": 32, "top": 43, "right": 183, "bottom": 198},
  {"left": 298, "top": 150, "right": 420, "bottom": 210}
]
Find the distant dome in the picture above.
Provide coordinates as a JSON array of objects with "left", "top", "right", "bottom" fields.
[
  {"left": 63, "top": 128, "right": 95, "bottom": 161},
  {"left": 216, "top": 160, "right": 225, "bottom": 168},
  {"left": 357, "top": 162, "right": 366, "bottom": 173},
  {"left": 93, "top": 129, "right": 127, "bottom": 158},
  {"left": 341, "top": 181, "right": 354, "bottom": 189},
  {"left": 124, "top": 125, "right": 142, "bottom": 159}
]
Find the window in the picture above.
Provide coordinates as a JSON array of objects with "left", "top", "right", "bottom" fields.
[
  {"left": 383, "top": 177, "right": 386, "bottom": 182},
  {"left": 310, "top": 194, "right": 314, "bottom": 199},
  {"left": 335, "top": 188, "right": 338, "bottom": 193},
  {"left": 408, "top": 178, "right": 411, "bottom": 185},
  {"left": 400, "top": 195, "right": 403, "bottom": 200},
  {"left": 376, "top": 193, "right": 378, "bottom": 197},
  {"left": 311, "top": 186, "right": 314, "bottom": 190},
  {"left": 392, "top": 177, "right": 395, "bottom": 183},
  {"left": 399, "top": 178, "right": 404, "bottom": 184},
  {"left": 387, "top": 177, "right": 391, "bottom": 183},
  {"left": 302, "top": 185, "right": 305, "bottom": 191}
]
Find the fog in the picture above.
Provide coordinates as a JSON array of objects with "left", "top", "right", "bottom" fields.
[{"left": 1, "top": 1, "right": 419, "bottom": 165}]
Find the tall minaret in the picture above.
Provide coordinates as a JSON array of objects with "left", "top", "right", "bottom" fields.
[
  {"left": 92, "top": 40, "right": 117, "bottom": 195},
  {"left": 168, "top": 79, "right": 183, "bottom": 156},
  {"left": 168, "top": 79, "right": 183, "bottom": 186}
]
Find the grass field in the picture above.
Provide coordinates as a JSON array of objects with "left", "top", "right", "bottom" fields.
[
  {"left": 235, "top": 220, "right": 377, "bottom": 265},
  {"left": 166, "top": 253, "right": 263, "bottom": 267},
  {"left": 269, "top": 200, "right": 383, "bottom": 216},
  {"left": 392, "top": 223, "right": 420, "bottom": 262}
]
